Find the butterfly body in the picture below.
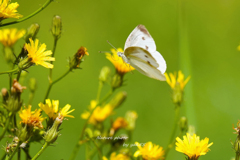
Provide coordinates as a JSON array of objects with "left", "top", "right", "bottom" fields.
[{"left": 118, "top": 24, "right": 167, "bottom": 81}]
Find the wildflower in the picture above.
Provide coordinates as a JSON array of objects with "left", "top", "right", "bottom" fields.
[
  {"left": 81, "top": 103, "right": 113, "bottom": 125},
  {"left": 165, "top": 70, "right": 190, "bottom": 90},
  {"left": 175, "top": 133, "right": 213, "bottom": 160},
  {"left": 164, "top": 70, "right": 190, "bottom": 105},
  {"left": 0, "top": 0, "right": 23, "bottom": 21},
  {"left": 25, "top": 38, "right": 55, "bottom": 69},
  {"left": 69, "top": 46, "right": 89, "bottom": 69},
  {"left": 39, "top": 99, "right": 75, "bottom": 121},
  {"left": 103, "top": 152, "right": 130, "bottom": 160},
  {"left": 134, "top": 141, "right": 165, "bottom": 160},
  {"left": 106, "top": 48, "right": 134, "bottom": 75},
  {"left": 110, "top": 117, "right": 128, "bottom": 136},
  {"left": 19, "top": 106, "right": 44, "bottom": 129},
  {"left": 0, "top": 28, "right": 25, "bottom": 47}
]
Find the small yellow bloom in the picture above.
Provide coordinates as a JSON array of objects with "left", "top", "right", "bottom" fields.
[
  {"left": 25, "top": 38, "right": 55, "bottom": 68},
  {"left": 106, "top": 48, "right": 134, "bottom": 75},
  {"left": 0, "top": 28, "right": 25, "bottom": 47},
  {"left": 19, "top": 106, "right": 44, "bottom": 129},
  {"left": 112, "top": 117, "right": 128, "bottom": 131},
  {"left": 165, "top": 70, "right": 190, "bottom": 90},
  {"left": 134, "top": 142, "right": 165, "bottom": 160},
  {"left": 81, "top": 103, "right": 113, "bottom": 125},
  {"left": 103, "top": 152, "right": 130, "bottom": 160},
  {"left": 175, "top": 133, "right": 213, "bottom": 160},
  {"left": 0, "top": 0, "right": 22, "bottom": 20},
  {"left": 39, "top": 99, "right": 74, "bottom": 120}
]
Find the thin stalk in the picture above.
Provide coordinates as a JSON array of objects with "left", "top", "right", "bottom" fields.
[
  {"left": 23, "top": 147, "right": 31, "bottom": 160},
  {"left": 69, "top": 89, "right": 113, "bottom": 160},
  {"left": 0, "top": 68, "right": 18, "bottom": 75},
  {"left": 17, "top": 147, "right": 21, "bottom": 160},
  {"left": 0, "top": 0, "right": 53, "bottom": 27},
  {"left": 96, "top": 82, "right": 103, "bottom": 102},
  {"left": 178, "top": 0, "right": 196, "bottom": 126},
  {"left": 49, "top": 37, "right": 58, "bottom": 83},
  {"left": 90, "top": 138, "right": 102, "bottom": 159},
  {"left": 31, "top": 142, "right": 49, "bottom": 160},
  {"left": 43, "top": 69, "right": 71, "bottom": 102},
  {"left": 6, "top": 141, "right": 21, "bottom": 160},
  {"left": 164, "top": 105, "right": 180, "bottom": 157},
  {"left": 236, "top": 153, "right": 240, "bottom": 160},
  {"left": 16, "top": 69, "right": 22, "bottom": 81},
  {"left": 0, "top": 112, "right": 13, "bottom": 141}
]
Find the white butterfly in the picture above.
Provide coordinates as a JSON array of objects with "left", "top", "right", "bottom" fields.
[{"left": 117, "top": 24, "right": 167, "bottom": 81}]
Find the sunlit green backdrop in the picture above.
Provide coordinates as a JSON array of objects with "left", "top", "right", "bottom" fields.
[{"left": 0, "top": 0, "right": 240, "bottom": 159}]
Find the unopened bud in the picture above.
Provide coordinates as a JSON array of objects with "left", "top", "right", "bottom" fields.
[
  {"left": 187, "top": 125, "right": 196, "bottom": 136},
  {"left": 109, "top": 91, "right": 127, "bottom": 109},
  {"left": 111, "top": 74, "right": 123, "bottom": 89},
  {"left": 1, "top": 88, "right": 8, "bottom": 102},
  {"left": 99, "top": 66, "right": 110, "bottom": 83},
  {"left": 179, "top": 117, "right": 188, "bottom": 132},
  {"left": 85, "top": 128, "right": 93, "bottom": 138},
  {"left": 51, "top": 15, "right": 62, "bottom": 40},
  {"left": 125, "top": 111, "right": 138, "bottom": 131},
  {"left": 18, "top": 125, "right": 32, "bottom": 142},
  {"left": 69, "top": 46, "right": 89, "bottom": 70},
  {"left": 29, "top": 78, "right": 37, "bottom": 92},
  {"left": 24, "top": 23, "right": 40, "bottom": 43}
]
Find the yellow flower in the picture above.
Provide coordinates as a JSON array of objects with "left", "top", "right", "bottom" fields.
[
  {"left": 81, "top": 103, "right": 113, "bottom": 125},
  {"left": 19, "top": 106, "right": 45, "bottom": 129},
  {"left": 25, "top": 38, "right": 55, "bottom": 68},
  {"left": 175, "top": 133, "right": 213, "bottom": 160},
  {"left": 165, "top": 70, "right": 190, "bottom": 90},
  {"left": 39, "top": 99, "right": 74, "bottom": 120},
  {"left": 0, "top": 0, "right": 22, "bottom": 20},
  {"left": 106, "top": 48, "right": 134, "bottom": 75},
  {"left": 103, "top": 152, "right": 130, "bottom": 160},
  {"left": 112, "top": 117, "right": 128, "bottom": 130},
  {"left": 0, "top": 28, "right": 25, "bottom": 47},
  {"left": 134, "top": 142, "right": 165, "bottom": 160}
]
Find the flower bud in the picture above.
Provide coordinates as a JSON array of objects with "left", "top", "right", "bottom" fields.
[
  {"left": 44, "top": 117, "right": 61, "bottom": 143},
  {"left": 125, "top": 111, "right": 138, "bottom": 131},
  {"left": 111, "top": 74, "right": 123, "bottom": 89},
  {"left": 29, "top": 78, "right": 37, "bottom": 93},
  {"left": 24, "top": 23, "right": 40, "bottom": 43},
  {"left": 109, "top": 91, "right": 127, "bottom": 109},
  {"left": 85, "top": 128, "right": 93, "bottom": 138},
  {"left": 187, "top": 125, "right": 196, "bottom": 136},
  {"left": 179, "top": 116, "right": 188, "bottom": 132},
  {"left": 99, "top": 66, "right": 110, "bottom": 83},
  {"left": 1, "top": 88, "right": 9, "bottom": 103},
  {"left": 51, "top": 15, "right": 62, "bottom": 40},
  {"left": 4, "top": 47, "right": 14, "bottom": 64}
]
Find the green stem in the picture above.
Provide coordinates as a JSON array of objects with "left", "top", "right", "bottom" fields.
[
  {"left": 90, "top": 138, "right": 102, "bottom": 159},
  {"left": 0, "top": 112, "right": 13, "bottom": 141},
  {"left": 69, "top": 89, "right": 113, "bottom": 160},
  {"left": 43, "top": 69, "right": 71, "bottom": 102},
  {"left": 0, "top": 68, "right": 18, "bottom": 75},
  {"left": 31, "top": 142, "right": 49, "bottom": 160},
  {"left": 0, "top": 0, "right": 53, "bottom": 27},
  {"left": 178, "top": 0, "right": 196, "bottom": 126},
  {"left": 17, "top": 147, "right": 21, "bottom": 160},
  {"left": 16, "top": 69, "right": 22, "bottom": 81},
  {"left": 6, "top": 141, "right": 21, "bottom": 160},
  {"left": 23, "top": 147, "right": 31, "bottom": 160},
  {"left": 96, "top": 82, "right": 103, "bottom": 102},
  {"left": 236, "top": 153, "right": 240, "bottom": 160},
  {"left": 164, "top": 105, "right": 180, "bottom": 157},
  {"left": 49, "top": 38, "right": 58, "bottom": 83}
]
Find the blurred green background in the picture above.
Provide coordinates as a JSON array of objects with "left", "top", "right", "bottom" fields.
[{"left": 1, "top": 0, "right": 240, "bottom": 159}]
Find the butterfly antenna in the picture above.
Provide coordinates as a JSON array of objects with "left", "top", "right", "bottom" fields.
[
  {"left": 99, "top": 51, "right": 111, "bottom": 53},
  {"left": 107, "top": 40, "right": 117, "bottom": 50}
]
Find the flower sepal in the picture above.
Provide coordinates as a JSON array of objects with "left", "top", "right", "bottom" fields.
[{"left": 44, "top": 117, "right": 61, "bottom": 143}]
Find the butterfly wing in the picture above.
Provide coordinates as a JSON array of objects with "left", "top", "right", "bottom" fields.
[
  {"left": 124, "top": 47, "right": 166, "bottom": 81},
  {"left": 124, "top": 25, "right": 156, "bottom": 53}
]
